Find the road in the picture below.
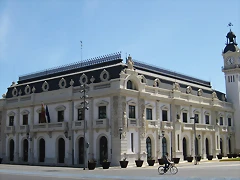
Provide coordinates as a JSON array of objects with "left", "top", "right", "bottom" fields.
[{"left": 0, "top": 161, "right": 239, "bottom": 180}]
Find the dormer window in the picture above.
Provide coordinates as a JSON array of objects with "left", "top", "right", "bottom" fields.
[{"left": 127, "top": 80, "right": 137, "bottom": 90}]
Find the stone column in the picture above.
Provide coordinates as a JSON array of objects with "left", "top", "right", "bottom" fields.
[
  {"left": 29, "top": 105, "right": 34, "bottom": 165},
  {"left": 156, "top": 101, "right": 161, "bottom": 159},
  {"left": 88, "top": 98, "right": 94, "bottom": 163},
  {"left": 68, "top": 100, "right": 73, "bottom": 166},
  {"left": 138, "top": 98, "right": 147, "bottom": 163},
  {"left": 15, "top": 108, "right": 20, "bottom": 163}
]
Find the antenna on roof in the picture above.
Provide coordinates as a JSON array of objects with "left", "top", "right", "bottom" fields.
[{"left": 80, "top": 41, "right": 83, "bottom": 61}]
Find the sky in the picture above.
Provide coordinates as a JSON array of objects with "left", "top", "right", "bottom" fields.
[{"left": 0, "top": 0, "right": 240, "bottom": 96}]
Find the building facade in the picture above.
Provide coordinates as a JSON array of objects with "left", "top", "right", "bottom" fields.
[{"left": 0, "top": 30, "right": 239, "bottom": 167}]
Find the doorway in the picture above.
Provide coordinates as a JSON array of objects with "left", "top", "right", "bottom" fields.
[
  {"left": 99, "top": 136, "right": 108, "bottom": 164},
  {"left": 78, "top": 137, "right": 84, "bottom": 164},
  {"left": 9, "top": 139, "right": 14, "bottom": 161},
  {"left": 58, "top": 138, "right": 65, "bottom": 163},
  {"left": 183, "top": 137, "right": 187, "bottom": 160},
  {"left": 39, "top": 138, "right": 45, "bottom": 162},
  {"left": 205, "top": 138, "right": 209, "bottom": 157},
  {"left": 23, "top": 139, "right": 28, "bottom": 162}
]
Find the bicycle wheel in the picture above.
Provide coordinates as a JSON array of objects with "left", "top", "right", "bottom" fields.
[
  {"left": 170, "top": 166, "right": 178, "bottom": 175},
  {"left": 158, "top": 166, "right": 165, "bottom": 175}
]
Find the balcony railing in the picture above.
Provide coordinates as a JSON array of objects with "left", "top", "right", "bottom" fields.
[
  {"left": 18, "top": 125, "right": 30, "bottom": 133},
  {"left": 146, "top": 120, "right": 158, "bottom": 128},
  {"left": 93, "top": 118, "right": 109, "bottom": 129},
  {"left": 72, "top": 120, "right": 85, "bottom": 130},
  {"left": 127, "top": 118, "right": 138, "bottom": 127},
  {"left": 161, "top": 121, "right": 173, "bottom": 130},
  {"left": 5, "top": 126, "right": 15, "bottom": 134},
  {"left": 31, "top": 121, "right": 68, "bottom": 132},
  {"left": 220, "top": 126, "right": 228, "bottom": 132},
  {"left": 182, "top": 123, "right": 193, "bottom": 130}
]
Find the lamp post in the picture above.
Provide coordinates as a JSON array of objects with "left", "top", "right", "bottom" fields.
[
  {"left": 190, "top": 116, "right": 198, "bottom": 165},
  {"left": 119, "top": 127, "right": 123, "bottom": 139},
  {"left": 80, "top": 84, "right": 89, "bottom": 170}
]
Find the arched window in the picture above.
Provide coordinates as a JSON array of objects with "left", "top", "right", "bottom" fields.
[
  {"left": 127, "top": 80, "right": 133, "bottom": 89},
  {"left": 146, "top": 137, "right": 152, "bottom": 159}
]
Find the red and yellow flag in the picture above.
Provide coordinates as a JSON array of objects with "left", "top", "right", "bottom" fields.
[{"left": 40, "top": 103, "right": 47, "bottom": 123}]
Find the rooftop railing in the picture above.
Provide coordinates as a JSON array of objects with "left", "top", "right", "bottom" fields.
[{"left": 19, "top": 52, "right": 122, "bottom": 81}]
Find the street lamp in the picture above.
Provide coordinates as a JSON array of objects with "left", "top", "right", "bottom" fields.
[
  {"left": 190, "top": 115, "right": 199, "bottom": 165},
  {"left": 158, "top": 130, "right": 165, "bottom": 139},
  {"left": 119, "top": 127, "right": 123, "bottom": 139},
  {"left": 80, "top": 84, "right": 89, "bottom": 170}
]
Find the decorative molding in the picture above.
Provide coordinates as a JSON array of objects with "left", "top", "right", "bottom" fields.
[
  {"left": 79, "top": 73, "right": 88, "bottom": 85},
  {"left": 186, "top": 86, "right": 192, "bottom": 94},
  {"left": 161, "top": 105, "right": 169, "bottom": 111},
  {"left": 193, "top": 109, "right": 200, "bottom": 114},
  {"left": 59, "top": 78, "right": 67, "bottom": 89},
  {"left": 70, "top": 79, "right": 74, "bottom": 86},
  {"left": 96, "top": 100, "right": 109, "bottom": 106},
  {"left": 21, "top": 110, "right": 30, "bottom": 115},
  {"left": 36, "top": 108, "right": 42, "bottom": 113},
  {"left": 90, "top": 76, "right": 95, "bottom": 83},
  {"left": 12, "top": 87, "right": 18, "bottom": 97},
  {"left": 55, "top": 105, "right": 66, "bottom": 111},
  {"left": 145, "top": 103, "right": 153, "bottom": 108},
  {"left": 75, "top": 102, "right": 84, "bottom": 109},
  {"left": 32, "top": 86, "right": 36, "bottom": 93},
  {"left": 112, "top": 96, "right": 118, "bottom": 137},
  {"left": 153, "top": 78, "right": 161, "bottom": 87},
  {"left": 7, "top": 111, "right": 15, "bottom": 116},
  {"left": 100, "top": 69, "right": 110, "bottom": 82},
  {"left": 127, "top": 99, "right": 136, "bottom": 105},
  {"left": 197, "top": 89, "right": 203, "bottom": 96},
  {"left": 25, "top": 85, "right": 31, "bottom": 95},
  {"left": 139, "top": 75, "right": 146, "bottom": 84},
  {"left": 181, "top": 108, "right": 188, "bottom": 113},
  {"left": 172, "top": 82, "right": 180, "bottom": 91},
  {"left": 42, "top": 81, "right": 49, "bottom": 92},
  {"left": 204, "top": 111, "right": 210, "bottom": 115},
  {"left": 19, "top": 89, "right": 22, "bottom": 96},
  {"left": 48, "top": 131, "right": 52, "bottom": 138},
  {"left": 212, "top": 91, "right": 218, "bottom": 99}
]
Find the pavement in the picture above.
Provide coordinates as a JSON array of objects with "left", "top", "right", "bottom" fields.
[{"left": 0, "top": 159, "right": 239, "bottom": 180}]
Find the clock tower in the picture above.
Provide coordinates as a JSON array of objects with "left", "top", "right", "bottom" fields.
[{"left": 222, "top": 25, "right": 240, "bottom": 153}]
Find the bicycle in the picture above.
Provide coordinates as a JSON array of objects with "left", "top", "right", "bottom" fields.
[{"left": 158, "top": 162, "right": 178, "bottom": 175}]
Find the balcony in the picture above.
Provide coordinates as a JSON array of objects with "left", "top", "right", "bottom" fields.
[
  {"left": 31, "top": 121, "right": 68, "bottom": 132},
  {"left": 227, "top": 126, "right": 234, "bottom": 133},
  {"left": 18, "top": 125, "right": 30, "bottom": 133},
  {"left": 220, "top": 126, "right": 228, "bottom": 133},
  {"left": 146, "top": 120, "right": 158, "bottom": 128},
  {"left": 5, "top": 126, "right": 15, "bottom": 134},
  {"left": 182, "top": 123, "right": 193, "bottom": 131},
  {"left": 72, "top": 120, "right": 85, "bottom": 130},
  {"left": 93, "top": 118, "right": 109, "bottom": 129},
  {"left": 161, "top": 121, "right": 173, "bottom": 130},
  {"left": 127, "top": 118, "right": 138, "bottom": 128},
  {"left": 196, "top": 124, "right": 215, "bottom": 131}
]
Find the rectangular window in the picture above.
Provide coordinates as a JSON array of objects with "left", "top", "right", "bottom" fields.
[
  {"left": 205, "top": 115, "right": 209, "bottom": 124},
  {"left": 78, "top": 109, "right": 84, "bottom": 120},
  {"left": 58, "top": 110, "right": 64, "bottom": 122},
  {"left": 233, "top": 75, "right": 235, "bottom": 82},
  {"left": 9, "top": 116, "right": 14, "bottom": 126},
  {"left": 228, "top": 118, "right": 232, "bottom": 126},
  {"left": 182, "top": 113, "right": 187, "bottom": 123},
  {"left": 146, "top": 108, "right": 152, "bottom": 120},
  {"left": 220, "top": 117, "right": 223, "bottom": 125},
  {"left": 194, "top": 114, "right": 199, "bottom": 123},
  {"left": 131, "top": 133, "right": 134, "bottom": 152},
  {"left": 23, "top": 114, "right": 28, "bottom": 125},
  {"left": 98, "top": 106, "right": 107, "bottom": 119},
  {"left": 162, "top": 110, "right": 168, "bottom": 121},
  {"left": 228, "top": 76, "right": 230, "bottom": 82},
  {"left": 129, "top": 105, "right": 136, "bottom": 119},
  {"left": 177, "top": 134, "right": 180, "bottom": 151}
]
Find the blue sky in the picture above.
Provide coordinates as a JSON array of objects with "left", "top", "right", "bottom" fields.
[{"left": 0, "top": 0, "right": 239, "bottom": 96}]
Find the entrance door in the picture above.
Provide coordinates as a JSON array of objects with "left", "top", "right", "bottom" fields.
[
  {"left": 79, "top": 137, "right": 84, "bottom": 164},
  {"left": 146, "top": 137, "right": 152, "bottom": 159},
  {"left": 220, "top": 138, "right": 223, "bottom": 155},
  {"left": 183, "top": 137, "right": 187, "bottom": 160},
  {"left": 10, "top": 139, "right": 14, "bottom": 161},
  {"left": 205, "top": 138, "right": 209, "bottom": 157},
  {"left": 39, "top": 138, "right": 45, "bottom": 162},
  {"left": 58, "top": 138, "right": 65, "bottom": 163},
  {"left": 99, "top": 136, "right": 108, "bottom": 164},
  {"left": 162, "top": 137, "right": 167, "bottom": 157},
  {"left": 23, "top": 139, "right": 28, "bottom": 162}
]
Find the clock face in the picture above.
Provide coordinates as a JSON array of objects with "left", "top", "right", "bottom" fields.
[{"left": 226, "top": 57, "right": 234, "bottom": 65}]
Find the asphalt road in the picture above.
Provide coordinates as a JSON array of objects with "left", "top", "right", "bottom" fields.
[{"left": 0, "top": 161, "right": 239, "bottom": 180}]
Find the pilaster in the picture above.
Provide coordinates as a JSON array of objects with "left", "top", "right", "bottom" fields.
[{"left": 15, "top": 108, "right": 20, "bottom": 163}]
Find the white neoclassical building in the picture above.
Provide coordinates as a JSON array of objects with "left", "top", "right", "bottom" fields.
[{"left": 0, "top": 29, "right": 239, "bottom": 167}]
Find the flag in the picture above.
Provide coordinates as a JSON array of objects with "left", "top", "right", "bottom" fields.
[
  {"left": 40, "top": 103, "right": 47, "bottom": 123},
  {"left": 45, "top": 105, "right": 51, "bottom": 123}
]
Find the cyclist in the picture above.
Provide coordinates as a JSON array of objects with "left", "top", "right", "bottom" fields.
[{"left": 163, "top": 152, "right": 171, "bottom": 173}]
